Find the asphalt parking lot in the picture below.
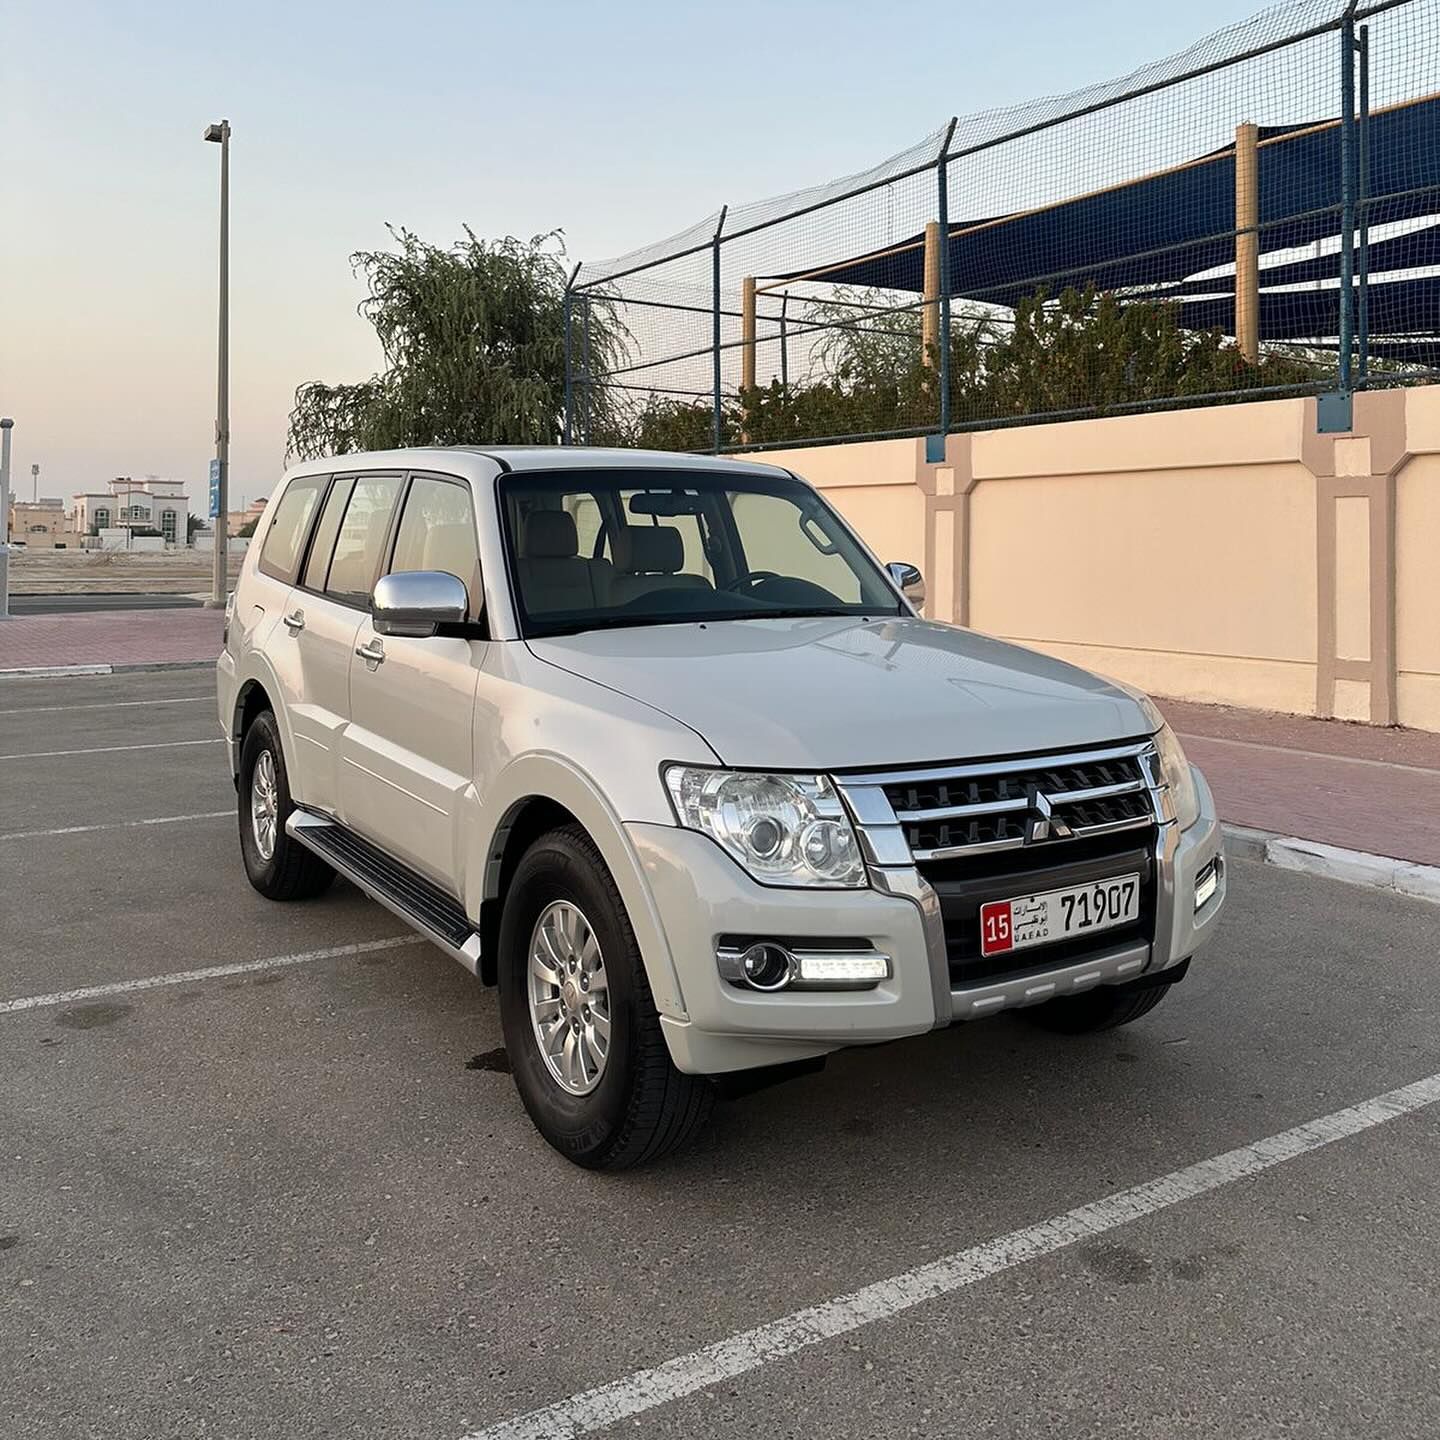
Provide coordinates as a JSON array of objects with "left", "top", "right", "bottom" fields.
[{"left": 4, "top": 669, "right": 1440, "bottom": 1439}]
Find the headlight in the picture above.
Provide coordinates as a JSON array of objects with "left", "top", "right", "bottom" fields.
[
  {"left": 1152, "top": 721, "right": 1200, "bottom": 829},
  {"left": 663, "top": 767, "right": 866, "bottom": 888}
]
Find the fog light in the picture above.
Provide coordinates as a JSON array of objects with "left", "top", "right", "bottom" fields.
[
  {"left": 739, "top": 943, "right": 793, "bottom": 991},
  {"left": 794, "top": 952, "right": 891, "bottom": 986},
  {"left": 715, "top": 940, "right": 892, "bottom": 992}
]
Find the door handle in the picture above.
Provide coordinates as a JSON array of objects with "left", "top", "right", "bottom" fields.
[
  {"left": 355, "top": 638, "right": 386, "bottom": 665},
  {"left": 282, "top": 609, "right": 305, "bottom": 633}
]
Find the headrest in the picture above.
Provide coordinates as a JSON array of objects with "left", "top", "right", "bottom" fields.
[
  {"left": 520, "top": 509, "right": 578, "bottom": 559},
  {"left": 614, "top": 524, "right": 684, "bottom": 575}
]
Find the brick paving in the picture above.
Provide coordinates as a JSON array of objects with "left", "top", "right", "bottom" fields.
[
  {"left": 0, "top": 608, "right": 224, "bottom": 671},
  {"left": 1160, "top": 698, "right": 1440, "bottom": 869}
]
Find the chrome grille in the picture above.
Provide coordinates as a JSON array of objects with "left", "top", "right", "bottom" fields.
[{"left": 837, "top": 741, "right": 1160, "bottom": 865}]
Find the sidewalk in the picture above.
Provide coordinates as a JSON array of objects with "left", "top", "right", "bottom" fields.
[
  {"left": 1159, "top": 697, "right": 1440, "bottom": 870},
  {"left": 0, "top": 608, "right": 224, "bottom": 673}
]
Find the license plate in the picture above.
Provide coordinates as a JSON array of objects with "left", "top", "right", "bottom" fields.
[{"left": 979, "top": 873, "right": 1140, "bottom": 957}]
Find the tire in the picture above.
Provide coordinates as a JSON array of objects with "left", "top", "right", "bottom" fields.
[
  {"left": 237, "top": 710, "right": 335, "bottom": 901},
  {"left": 1020, "top": 970, "right": 1182, "bottom": 1035},
  {"left": 498, "top": 825, "right": 714, "bottom": 1170}
]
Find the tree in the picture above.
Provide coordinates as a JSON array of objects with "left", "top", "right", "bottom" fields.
[
  {"left": 187, "top": 514, "right": 206, "bottom": 542},
  {"left": 237, "top": 517, "right": 259, "bottom": 538},
  {"left": 288, "top": 229, "right": 626, "bottom": 459}
]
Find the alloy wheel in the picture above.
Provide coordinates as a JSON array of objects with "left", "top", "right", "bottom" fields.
[
  {"left": 527, "top": 900, "right": 611, "bottom": 1095},
  {"left": 250, "top": 748, "right": 278, "bottom": 861}
]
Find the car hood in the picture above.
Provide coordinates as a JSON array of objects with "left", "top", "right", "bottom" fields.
[{"left": 527, "top": 616, "right": 1152, "bottom": 770}]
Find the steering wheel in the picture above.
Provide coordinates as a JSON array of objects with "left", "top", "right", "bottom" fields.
[{"left": 723, "top": 570, "right": 782, "bottom": 594}]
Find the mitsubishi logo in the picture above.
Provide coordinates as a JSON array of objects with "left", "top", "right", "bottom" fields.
[{"left": 1024, "top": 785, "right": 1073, "bottom": 845}]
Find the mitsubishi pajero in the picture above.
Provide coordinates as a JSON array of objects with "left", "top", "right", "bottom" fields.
[{"left": 217, "top": 448, "right": 1225, "bottom": 1168}]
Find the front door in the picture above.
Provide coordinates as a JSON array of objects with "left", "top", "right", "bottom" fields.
[{"left": 342, "top": 473, "right": 485, "bottom": 886}]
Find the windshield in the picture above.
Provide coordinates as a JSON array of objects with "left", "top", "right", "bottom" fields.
[{"left": 500, "top": 468, "right": 903, "bottom": 638}]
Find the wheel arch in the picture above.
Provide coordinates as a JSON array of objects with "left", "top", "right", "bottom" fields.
[
  {"left": 230, "top": 655, "right": 299, "bottom": 795},
  {"left": 468, "top": 756, "right": 688, "bottom": 1020}
]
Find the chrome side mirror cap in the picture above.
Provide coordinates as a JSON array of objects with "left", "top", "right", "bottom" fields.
[
  {"left": 887, "top": 561, "right": 926, "bottom": 610},
  {"left": 371, "top": 570, "right": 469, "bottom": 638}
]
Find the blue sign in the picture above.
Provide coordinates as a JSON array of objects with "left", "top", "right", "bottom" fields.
[{"left": 208, "top": 459, "right": 222, "bottom": 519}]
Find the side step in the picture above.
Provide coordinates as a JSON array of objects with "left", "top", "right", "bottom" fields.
[{"left": 287, "top": 810, "right": 483, "bottom": 974}]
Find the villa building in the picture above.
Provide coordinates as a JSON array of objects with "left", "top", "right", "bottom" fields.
[{"left": 72, "top": 476, "right": 194, "bottom": 545}]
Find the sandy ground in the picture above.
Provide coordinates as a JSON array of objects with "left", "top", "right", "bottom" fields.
[{"left": 9, "top": 548, "right": 245, "bottom": 595}]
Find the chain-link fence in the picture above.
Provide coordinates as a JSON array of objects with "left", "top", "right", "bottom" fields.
[{"left": 565, "top": 0, "right": 1440, "bottom": 453}]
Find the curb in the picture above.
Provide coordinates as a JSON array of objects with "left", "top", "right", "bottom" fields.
[
  {"left": 1223, "top": 822, "right": 1440, "bottom": 905},
  {"left": 0, "top": 659, "right": 214, "bottom": 680}
]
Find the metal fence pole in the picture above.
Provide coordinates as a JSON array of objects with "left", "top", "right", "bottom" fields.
[
  {"left": 1357, "top": 23, "right": 1371, "bottom": 385},
  {"left": 711, "top": 206, "right": 728, "bottom": 454},
  {"left": 1338, "top": 10, "right": 1357, "bottom": 394},
  {"left": 562, "top": 263, "right": 579, "bottom": 445},
  {"left": 582, "top": 297, "right": 593, "bottom": 444},
  {"left": 937, "top": 119, "right": 958, "bottom": 440},
  {"left": 779, "top": 291, "right": 790, "bottom": 394},
  {"left": 562, "top": 294, "right": 573, "bottom": 445}
]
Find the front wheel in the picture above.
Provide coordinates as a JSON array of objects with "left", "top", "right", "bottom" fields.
[{"left": 498, "top": 825, "right": 713, "bottom": 1169}]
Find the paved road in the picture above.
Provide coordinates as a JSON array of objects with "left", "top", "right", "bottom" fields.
[
  {"left": 2, "top": 670, "right": 1438, "bottom": 1439},
  {"left": 7, "top": 592, "right": 204, "bottom": 615}
]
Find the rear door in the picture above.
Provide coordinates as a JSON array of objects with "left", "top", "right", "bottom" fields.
[
  {"left": 343, "top": 471, "right": 485, "bottom": 886},
  {"left": 248, "top": 472, "right": 345, "bottom": 811}
]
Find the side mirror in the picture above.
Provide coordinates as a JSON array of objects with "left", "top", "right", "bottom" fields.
[
  {"left": 371, "top": 570, "right": 469, "bottom": 638},
  {"left": 886, "top": 561, "right": 926, "bottom": 610}
]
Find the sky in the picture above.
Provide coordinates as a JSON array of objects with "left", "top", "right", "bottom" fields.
[{"left": 1, "top": 0, "right": 1273, "bottom": 509}]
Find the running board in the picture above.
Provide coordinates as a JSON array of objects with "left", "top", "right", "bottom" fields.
[{"left": 286, "top": 810, "right": 483, "bottom": 974}]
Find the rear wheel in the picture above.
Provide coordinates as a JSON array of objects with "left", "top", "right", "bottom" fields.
[
  {"left": 1021, "top": 965, "right": 1186, "bottom": 1035},
  {"left": 237, "top": 710, "right": 334, "bottom": 901},
  {"left": 498, "top": 825, "right": 713, "bottom": 1169}
]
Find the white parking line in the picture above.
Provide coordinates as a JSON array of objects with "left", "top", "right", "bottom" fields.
[
  {"left": 0, "top": 738, "right": 224, "bottom": 761},
  {"left": 461, "top": 1069, "right": 1440, "bottom": 1440},
  {"left": 0, "top": 695, "right": 211, "bottom": 716},
  {"left": 0, "top": 936, "right": 424, "bottom": 1015},
  {"left": 0, "top": 811, "right": 232, "bottom": 842}
]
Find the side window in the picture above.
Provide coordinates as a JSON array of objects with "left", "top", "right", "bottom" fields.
[
  {"left": 324, "top": 474, "right": 402, "bottom": 604},
  {"left": 258, "top": 476, "right": 326, "bottom": 583},
  {"left": 565, "top": 493, "right": 603, "bottom": 559},
  {"left": 615, "top": 490, "right": 714, "bottom": 581},
  {"left": 389, "top": 476, "right": 483, "bottom": 617},
  {"left": 667, "top": 512, "right": 711, "bottom": 579},
  {"left": 301, "top": 476, "right": 355, "bottom": 592}
]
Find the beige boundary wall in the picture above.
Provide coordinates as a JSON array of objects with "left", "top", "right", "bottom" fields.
[{"left": 750, "top": 385, "right": 1440, "bottom": 732}]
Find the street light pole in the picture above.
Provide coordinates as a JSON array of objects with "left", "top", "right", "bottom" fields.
[
  {"left": 203, "top": 119, "right": 231, "bottom": 609},
  {"left": 0, "top": 417, "right": 13, "bottom": 621}
]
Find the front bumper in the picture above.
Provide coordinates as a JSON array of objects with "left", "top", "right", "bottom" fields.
[{"left": 630, "top": 764, "right": 1224, "bottom": 1076}]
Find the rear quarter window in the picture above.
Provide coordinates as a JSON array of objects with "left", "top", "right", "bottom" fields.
[{"left": 257, "top": 476, "right": 327, "bottom": 584}]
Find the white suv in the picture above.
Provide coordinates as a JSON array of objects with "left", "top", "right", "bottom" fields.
[{"left": 217, "top": 448, "right": 1225, "bottom": 1168}]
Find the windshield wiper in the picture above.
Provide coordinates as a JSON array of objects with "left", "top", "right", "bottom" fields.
[
  {"left": 720, "top": 608, "right": 892, "bottom": 622},
  {"left": 530, "top": 614, "right": 704, "bottom": 638},
  {"left": 531, "top": 607, "right": 900, "bottom": 638}
]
